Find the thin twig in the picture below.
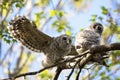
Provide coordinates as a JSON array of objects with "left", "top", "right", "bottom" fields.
[
  {"left": 82, "top": 65, "right": 97, "bottom": 80},
  {"left": 53, "top": 67, "right": 62, "bottom": 80},
  {"left": 87, "top": 68, "right": 91, "bottom": 80},
  {"left": 0, "top": 43, "right": 14, "bottom": 65},
  {"left": 0, "top": 1, "right": 3, "bottom": 59},
  {"left": 74, "top": 54, "right": 93, "bottom": 80},
  {"left": 8, "top": 44, "right": 14, "bottom": 77},
  {"left": 9, "top": 47, "right": 31, "bottom": 77},
  {"left": 66, "top": 58, "right": 81, "bottom": 80},
  {"left": 75, "top": 68, "right": 82, "bottom": 80}
]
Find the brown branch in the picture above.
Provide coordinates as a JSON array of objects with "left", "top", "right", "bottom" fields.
[
  {"left": 73, "top": 43, "right": 120, "bottom": 80},
  {"left": 2, "top": 51, "right": 89, "bottom": 80},
  {"left": 66, "top": 58, "right": 81, "bottom": 80},
  {"left": 74, "top": 54, "right": 91, "bottom": 80},
  {"left": 2, "top": 43, "right": 120, "bottom": 80},
  {"left": 82, "top": 65, "right": 97, "bottom": 80},
  {"left": 90, "top": 43, "right": 120, "bottom": 53},
  {"left": 53, "top": 67, "right": 62, "bottom": 80},
  {"left": 75, "top": 68, "right": 82, "bottom": 80}
]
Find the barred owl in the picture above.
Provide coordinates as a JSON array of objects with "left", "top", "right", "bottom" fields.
[
  {"left": 75, "top": 22, "right": 108, "bottom": 66},
  {"left": 8, "top": 16, "right": 72, "bottom": 67}
]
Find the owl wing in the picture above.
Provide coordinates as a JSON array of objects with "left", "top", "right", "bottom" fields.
[{"left": 9, "top": 16, "right": 53, "bottom": 52}]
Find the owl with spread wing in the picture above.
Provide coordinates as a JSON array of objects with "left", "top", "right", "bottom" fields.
[
  {"left": 75, "top": 22, "right": 108, "bottom": 66},
  {"left": 8, "top": 16, "right": 73, "bottom": 67}
]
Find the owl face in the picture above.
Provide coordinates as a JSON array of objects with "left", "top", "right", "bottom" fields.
[
  {"left": 57, "top": 34, "right": 72, "bottom": 50},
  {"left": 90, "top": 22, "right": 103, "bottom": 35}
]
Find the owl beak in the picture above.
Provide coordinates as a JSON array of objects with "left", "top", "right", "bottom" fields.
[{"left": 66, "top": 39, "right": 70, "bottom": 44}]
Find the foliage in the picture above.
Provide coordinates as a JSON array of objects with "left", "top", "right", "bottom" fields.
[{"left": 39, "top": 70, "right": 53, "bottom": 80}]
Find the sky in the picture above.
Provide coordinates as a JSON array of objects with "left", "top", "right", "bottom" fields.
[
  {"left": 1, "top": 0, "right": 120, "bottom": 80},
  {"left": 43, "top": 0, "right": 112, "bottom": 36}
]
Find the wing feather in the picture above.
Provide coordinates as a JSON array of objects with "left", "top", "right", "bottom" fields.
[{"left": 9, "top": 16, "right": 53, "bottom": 52}]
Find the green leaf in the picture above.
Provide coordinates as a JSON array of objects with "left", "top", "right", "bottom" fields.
[
  {"left": 52, "top": 20, "right": 59, "bottom": 26},
  {"left": 98, "top": 16, "right": 103, "bottom": 21},
  {"left": 118, "top": 35, "right": 120, "bottom": 39},
  {"left": 57, "top": 25, "right": 65, "bottom": 32},
  {"left": 49, "top": 10, "right": 56, "bottom": 17},
  {"left": 90, "top": 19, "right": 96, "bottom": 22},
  {"left": 58, "top": 11, "right": 65, "bottom": 17},
  {"left": 38, "top": 0, "right": 49, "bottom": 7},
  {"left": 114, "top": 10, "right": 118, "bottom": 13},
  {"left": 90, "top": 15, "right": 97, "bottom": 22},
  {"left": 15, "top": 2, "right": 24, "bottom": 8},
  {"left": 50, "top": 10, "right": 65, "bottom": 17},
  {"left": 116, "top": 27, "right": 120, "bottom": 34},
  {"left": 39, "top": 70, "right": 53, "bottom": 79},
  {"left": 92, "top": 15, "right": 97, "bottom": 19},
  {"left": 3, "top": 38, "right": 10, "bottom": 44},
  {"left": 101, "top": 6, "right": 108, "bottom": 15},
  {"left": 12, "top": 39, "right": 17, "bottom": 42},
  {"left": 0, "top": 30, "right": 2, "bottom": 39},
  {"left": 80, "top": 27, "right": 84, "bottom": 31},
  {"left": 100, "top": 72, "right": 105, "bottom": 77},
  {"left": 35, "top": 12, "right": 45, "bottom": 27},
  {"left": 66, "top": 30, "right": 71, "bottom": 35},
  {"left": 116, "top": 77, "right": 120, "bottom": 80}
]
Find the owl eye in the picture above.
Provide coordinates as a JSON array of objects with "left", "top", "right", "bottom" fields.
[
  {"left": 93, "top": 25, "right": 97, "bottom": 29},
  {"left": 76, "top": 45, "right": 81, "bottom": 49},
  {"left": 93, "top": 25, "right": 101, "bottom": 30},
  {"left": 62, "top": 37, "right": 67, "bottom": 40},
  {"left": 97, "top": 26, "right": 102, "bottom": 30}
]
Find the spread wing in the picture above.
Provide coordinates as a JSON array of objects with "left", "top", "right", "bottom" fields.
[{"left": 8, "top": 16, "right": 53, "bottom": 52}]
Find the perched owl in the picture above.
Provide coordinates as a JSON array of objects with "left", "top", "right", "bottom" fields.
[
  {"left": 8, "top": 16, "right": 72, "bottom": 67},
  {"left": 75, "top": 22, "right": 108, "bottom": 66}
]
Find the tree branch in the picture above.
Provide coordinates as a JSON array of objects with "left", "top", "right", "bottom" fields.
[
  {"left": 2, "top": 43, "right": 120, "bottom": 80},
  {"left": 1, "top": 50, "right": 89, "bottom": 80},
  {"left": 75, "top": 68, "right": 82, "bottom": 80},
  {"left": 53, "top": 67, "right": 62, "bottom": 80},
  {"left": 90, "top": 43, "right": 120, "bottom": 53},
  {"left": 67, "top": 58, "right": 81, "bottom": 80}
]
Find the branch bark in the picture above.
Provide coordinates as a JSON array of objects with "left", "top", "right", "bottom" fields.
[
  {"left": 2, "top": 43, "right": 120, "bottom": 80},
  {"left": 53, "top": 67, "right": 62, "bottom": 80},
  {"left": 90, "top": 43, "right": 120, "bottom": 53}
]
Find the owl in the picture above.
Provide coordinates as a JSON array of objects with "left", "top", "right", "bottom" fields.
[
  {"left": 8, "top": 16, "right": 72, "bottom": 67},
  {"left": 75, "top": 22, "right": 108, "bottom": 66}
]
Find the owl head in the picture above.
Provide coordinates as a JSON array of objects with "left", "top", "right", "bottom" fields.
[
  {"left": 56, "top": 34, "right": 72, "bottom": 50},
  {"left": 90, "top": 22, "right": 103, "bottom": 35}
]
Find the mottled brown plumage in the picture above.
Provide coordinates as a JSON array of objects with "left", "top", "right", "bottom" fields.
[
  {"left": 8, "top": 16, "right": 72, "bottom": 67},
  {"left": 75, "top": 22, "right": 109, "bottom": 66}
]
